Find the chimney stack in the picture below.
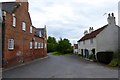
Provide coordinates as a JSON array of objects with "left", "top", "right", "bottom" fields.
[
  {"left": 16, "top": 0, "right": 29, "bottom": 12},
  {"left": 89, "top": 27, "right": 94, "bottom": 33},
  {"left": 84, "top": 30, "right": 88, "bottom": 35},
  {"left": 107, "top": 13, "right": 116, "bottom": 25}
]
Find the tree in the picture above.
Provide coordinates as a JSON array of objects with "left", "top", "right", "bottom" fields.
[
  {"left": 47, "top": 36, "right": 57, "bottom": 52},
  {"left": 56, "top": 38, "right": 72, "bottom": 54}
]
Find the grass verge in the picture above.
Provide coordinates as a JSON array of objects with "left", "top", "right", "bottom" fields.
[{"left": 108, "top": 58, "right": 119, "bottom": 67}]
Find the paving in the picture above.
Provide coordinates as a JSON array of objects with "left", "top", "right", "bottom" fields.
[{"left": 2, "top": 54, "right": 118, "bottom": 78}]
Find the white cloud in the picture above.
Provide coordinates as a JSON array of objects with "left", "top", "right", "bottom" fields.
[{"left": 1, "top": 0, "right": 119, "bottom": 44}]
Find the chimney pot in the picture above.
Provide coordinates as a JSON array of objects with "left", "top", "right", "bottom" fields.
[
  {"left": 108, "top": 13, "right": 110, "bottom": 17},
  {"left": 112, "top": 13, "right": 114, "bottom": 17}
]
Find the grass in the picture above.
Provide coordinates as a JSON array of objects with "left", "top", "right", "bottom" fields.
[
  {"left": 50, "top": 52, "right": 73, "bottom": 56},
  {"left": 108, "top": 58, "right": 119, "bottom": 67}
]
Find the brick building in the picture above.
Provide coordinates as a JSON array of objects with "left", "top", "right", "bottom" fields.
[{"left": 2, "top": 0, "right": 47, "bottom": 68}]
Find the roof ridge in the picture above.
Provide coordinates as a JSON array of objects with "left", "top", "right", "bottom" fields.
[{"left": 78, "top": 24, "right": 108, "bottom": 42}]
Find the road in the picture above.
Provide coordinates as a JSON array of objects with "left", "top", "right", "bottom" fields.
[{"left": 2, "top": 54, "right": 118, "bottom": 78}]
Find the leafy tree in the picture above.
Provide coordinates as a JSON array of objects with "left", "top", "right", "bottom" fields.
[
  {"left": 56, "top": 38, "right": 72, "bottom": 54},
  {"left": 47, "top": 36, "right": 57, "bottom": 52}
]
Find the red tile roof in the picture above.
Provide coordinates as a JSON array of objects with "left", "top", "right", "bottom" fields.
[{"left": 78, "top": 24, "right": 108, "bottom": 42}]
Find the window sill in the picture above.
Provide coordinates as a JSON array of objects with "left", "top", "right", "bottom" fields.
[{"left": 8, "top": 49, "right": 14, "bottom": 51}]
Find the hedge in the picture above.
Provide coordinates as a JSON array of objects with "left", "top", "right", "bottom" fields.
[{"left": 96, "top": 51, "right": 114, "bottom": 64}]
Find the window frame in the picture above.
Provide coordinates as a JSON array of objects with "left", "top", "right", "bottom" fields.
[
  {"left": 8, "top": 39, "right": 14, "bottom": 50},
  {"left": 41, "top": 43, "right": 43, "bottom": 48},
  {"left": 30, "top": 42, "right": 32, "bottom": 49},
  {"left": 22, "top": 21, "right": 26, "bottom": 31},
  {"left": 30, "top": 26, "right": 32, "bottom": 33},
  {"left": 38, "top": 43, "right": 41, "bottom": 49},
  {"left": 12, "top": 15, "right": 16, "bottom": 27},
  {"left": 39, "top": 31, "right": 42, "bottom": 37},
  {"left": 83, "top": 41, "right": 85, "bottom": 45},
  {"left": 34, "top": 42, "right": 37, "bottom": 49},
  {"left": 90, "top": 38, "right": 93, "bottom": 44},
  {"left": 44, "top": 43, "right": 47, "bottom": 48}
]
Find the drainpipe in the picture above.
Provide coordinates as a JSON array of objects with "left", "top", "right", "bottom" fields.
[{"left": 0, "top": 4, "right": 2, "bottom": 68}]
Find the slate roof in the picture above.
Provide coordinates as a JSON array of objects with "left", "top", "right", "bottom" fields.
[
  {"left": 35, "top": 28, "right": 45, "bottom": 38},
  {"left": 78, "top": 24, "right": 108, "bottom": 42},
  {"left": 2, "top": 2, "right": 20, "bottom": 13}
]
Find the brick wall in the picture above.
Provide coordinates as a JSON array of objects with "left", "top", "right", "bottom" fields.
[{"left": 3, "top": 2, "right": 47, "bottom": 68}]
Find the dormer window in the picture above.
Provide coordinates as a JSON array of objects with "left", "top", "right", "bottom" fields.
[
  {"left": 39, "top": 31, "right": 42, "bottom": 37},
  {"left": 12, "top": 14, "right": 16, "bottom": 27},
  {"left": 22, "top": 22, "right": 26, "bottom": 31}
]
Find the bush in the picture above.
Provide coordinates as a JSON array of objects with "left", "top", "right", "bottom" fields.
[
  {"left": 88, "top": 54, "right": 96, "bottom": 61},
  {"left": 96, "top": 51, "right": 114, "bottom": 64}
]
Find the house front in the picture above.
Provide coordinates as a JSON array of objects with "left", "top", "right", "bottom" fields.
[
  {"left": 78, "top": 13, "right": 120, "bottom": 59},
  {"left": 73, "top": 44, "right": 78, "bottom": 54},
  {"left": 2, "top": 0, "right": 47, "bottom": 68}
]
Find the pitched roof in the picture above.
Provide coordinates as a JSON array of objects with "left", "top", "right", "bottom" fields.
[
  {"left": 78, "top": 24, "right": 108, "bottom": 42},
  {"left": 2, "top": 2, "right": 20, "bottom": 13},
  {"left": 35, "top": 28, "right": 45, "bottom": 38}
]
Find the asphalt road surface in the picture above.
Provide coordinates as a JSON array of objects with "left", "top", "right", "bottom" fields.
[{"left": 2, "top": 54, "right": 118, "bottom": 78}]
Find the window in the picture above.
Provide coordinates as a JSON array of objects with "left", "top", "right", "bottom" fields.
[
  {"left": 13, "top": 16, "right": 16, "bottom": 27},
  {"left": 90, "top": 38, "right": 93, "bottom": 44},
  {"left": 45, "top": 43, "right": 46, "bottom": 48},
  {"left": 30, "top": 26, "right": 32, "bottom": 33},
  {"left": 30, "top": 42, "right": 32, "bottom": 49},
  {"left": 38, "top": 43, "right": 40, "bottom": 49},
  {"left": 41, "top": 43, "right": 43, "bottom": 48},
  {"left": 8, "top": 39, "right": 14, "bottom": 50},
  {"left": 22, "top": 22, "right": 26, "bottom": 31},
  {"left": 39, "top": 31, "right": 42, "bottom": 37},
  {"left": 83, "top": 41, "right": 85, "bottom": 45},
  {"left": 34, "top": 42, "right": 37, "bottom": 49}
]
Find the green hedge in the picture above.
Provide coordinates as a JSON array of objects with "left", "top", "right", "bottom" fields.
[{"left": 96, "top": 51, "right": 113, "bottom": 64}]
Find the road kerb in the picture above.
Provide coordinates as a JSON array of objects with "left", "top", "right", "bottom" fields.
[{"left": 2, "top": 56, "right": 48, "bottom": 72}]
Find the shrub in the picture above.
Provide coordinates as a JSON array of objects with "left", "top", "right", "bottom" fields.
[
  {"left": 96, "top": 51, "right": 113, "bottom": 64},
  {"left": 88, "top": 54, "right": 96, "bottom": 61},
  {"left": 88, "top": 54, "right": 93, "bottom": 59}
]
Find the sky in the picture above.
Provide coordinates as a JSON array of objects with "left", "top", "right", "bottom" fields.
[{"left": 1, "top": 0, "right": 119, "bottom": 45}]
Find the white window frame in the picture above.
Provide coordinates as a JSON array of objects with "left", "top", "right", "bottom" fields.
[
  {"left": 30, "top": 42, "right": 32, "bottom": 49},
  {"left": 38, "top": 43, "right": 40, "bottom": 49},
  {"left": 83, "top": 41, "right": 85, "bottom": 45},
  {"left": 8, "top": 39, "right": 14, "bottom": 50},
  {"left": 39, "top": 31, "right": 42, "bottom": 37},
  {"left": 45, "top": 43, "right": 47, "bottom": 48},
  {"left": 41, "top": 43, "right": 43, "bottom": 48},
  {"left": 22, "top": 22, "right": 26, "bottom": 31},
  {"left": 34, "top": 42, "right": 37, "bottom": 49},
  {"left": 12, "top": 15, "right": 16, "bottom": 27},
  {"left": 90, "top": 38, "right": 93, "bottom": 44},
  {"left": 30, "top": 26, "right": 32, "bottom": 33}
]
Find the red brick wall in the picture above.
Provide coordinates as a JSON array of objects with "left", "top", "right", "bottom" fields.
[{"left": 3, "top": 2, "right": 47, "bottom": 68}]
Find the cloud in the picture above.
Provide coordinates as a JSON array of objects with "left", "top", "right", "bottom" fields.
[{"left": 1, "top": 0, "right": 119, "bottom": 44}]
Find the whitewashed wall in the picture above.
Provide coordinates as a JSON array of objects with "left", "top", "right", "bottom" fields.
[
  {"left": 73, "top": 49, "right": 78, "bottom": 54},
  {"left": 78, "top": 38, "right": 96, "bottom": 55},
  {"left": 96, "top": 24, "right": 119, "bottom": 53}
]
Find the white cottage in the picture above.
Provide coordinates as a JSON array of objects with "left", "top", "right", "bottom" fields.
[
  {"left": 77, "top": 13, "right": 120, "bottom": 58},
  {"left": 73, "top": 44, "right": 78, "bottom": 54}
]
